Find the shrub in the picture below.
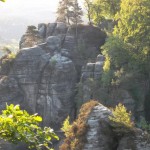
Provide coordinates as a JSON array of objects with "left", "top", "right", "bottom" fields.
[
  {"left": 0, "top": 104, "right": 59, "bottom": 150},
  {"left": 109, "top": 103, "right": 134, "bottom": 134},
  {"left": 61, "top": 116, "right": 72, "bottom": 138},
  {"left": 60, "top": 100, "right": 99, "bottom": 150},
  {"left": 7, "top": 53, "right": 16, "bottom": 60}
]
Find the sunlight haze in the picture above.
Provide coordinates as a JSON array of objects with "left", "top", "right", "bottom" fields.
[
  {"left": 0, "top": 0, "right": 59, "bottom": 18},
  {"left": 0, "top": 0, "right": 60, "bottom": 41},
  {"left": 0, "top": 0, "right": 84, "bottom": 41}
]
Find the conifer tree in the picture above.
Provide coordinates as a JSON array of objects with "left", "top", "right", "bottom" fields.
[
  {"left": 84, "top": 0, "right": 93, "bottom": 25},
  {"left": 71, "top": 0, "right": 83, "bottom": 25},
  {"left": 56, "top": 0, "right": 73, "bottom": 24},
  {"left": 70, "top": 0, "right": 83, "bottom": 41}
]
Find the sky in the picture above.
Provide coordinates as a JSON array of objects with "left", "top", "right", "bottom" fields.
[
  {"left": 0, "top": 0, "right": 59, "bottom": 20},
  {"left": 0, "top": 0, "right": 85, "bottom": 41},
  {"left": 0, "top": 0, "right": 60, "bottom": 41}
]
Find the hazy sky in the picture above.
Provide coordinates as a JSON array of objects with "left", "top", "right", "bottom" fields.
[
  {"left": 0, "top": 0, "right": 60, "bottom": 21},
  {"left": 0, "top": 0, "right": 84, "bottom": 41},
  {"left": 0, "top": 0, "right": 60, "bottom": 40}
]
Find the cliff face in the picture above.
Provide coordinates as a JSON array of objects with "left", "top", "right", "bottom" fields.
[
  {"left": 83, "top": 103, "right": 150, "bottom": 150},
  {"left": 0, "top": 22, "right": 106, "bottom": 129}
]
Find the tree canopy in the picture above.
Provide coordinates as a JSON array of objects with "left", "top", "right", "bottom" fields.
[
  {"left": 57, "top": 0, "right": 82, "bottom": 25},
  {"left": 0, "top": 104, "right": 59, "bottom": 150},
  {"left": 101, "top": 0, "right": 150, "bottom": 100},
  {"left": 90, "top": 0, "right": 121, "bottom": 25},
  {"left": 114, "top": 0, "right": 150, "bottom": 50}
]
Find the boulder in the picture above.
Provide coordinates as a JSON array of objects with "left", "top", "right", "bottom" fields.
[
  {"left": 83, "top": 104, "right": 115, "bottom": 150},
  {"left": 38, "top": 23, "right": 47, "bottom": 38},
  {"left": 84, "top": 103, "right": 150, "bottom": 150},
  {"left": 46, "top": 23, "right": 57, "bottom": 37},
  {"left": 46, "top": 36, "right": 62, "bottom": 51}
]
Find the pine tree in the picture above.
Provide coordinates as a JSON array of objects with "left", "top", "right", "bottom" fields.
[
  {"left": 71, "top": 0, "right": 83, "bottom": 40},
  {"left": 71, "top": 0, "right": 83, "bottom": 25},
  {"left": 56, "top": 0, "right": 73, "bottom": 24},
  {"left": 84, "top": 0, "right": 93, "bottom": 25}
]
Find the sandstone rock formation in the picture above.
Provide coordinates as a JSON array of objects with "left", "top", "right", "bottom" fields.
[
  {"left": 0, "top": 22, "right": 106, "bottom": 130},
  {"left": 80, "top": 54, "right": 105, "bottom": 103},
  {"left": 83, "top": 103, "right": 150, "bottom": 150},
  {"left": 79, "top": 54, "right": 136, "bottom": 115}
]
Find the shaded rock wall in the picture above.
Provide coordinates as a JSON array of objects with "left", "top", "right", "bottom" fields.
[
  {"left": 79, "top": 54, "right": 137, "bottom": 117},
  {"left": 0, "top": 22, "right": 106, "bottom": 129}
]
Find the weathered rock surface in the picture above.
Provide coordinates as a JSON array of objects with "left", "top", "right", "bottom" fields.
[
  {"left": 79, "top": 54, "right": 137, "bottom": 116},
  {"left": 83, "top": 103, "right": 150, "bottom": 150},
  {"left": 0, "top": 22, "right": 106, "bottom": 130},
  {"left": 80, "top": 54, "right": 105, "bottom": 103},
  {"left": 83, "top": 104, "right": 114, "bottom": 150}
]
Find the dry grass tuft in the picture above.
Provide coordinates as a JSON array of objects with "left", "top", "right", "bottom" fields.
[{"left": 60, "top": 100, "right": 99, "bottom": 150}]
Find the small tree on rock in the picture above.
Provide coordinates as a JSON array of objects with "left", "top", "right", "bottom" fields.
[
  {"left": 84, "top": 0, "right": 93, "bottom": 25},
  {"left": 56, "top": 0, "right": 74, "bottom": 24},
  {"left": 71, "top": 0, "right": 83, "bottom": 25}
]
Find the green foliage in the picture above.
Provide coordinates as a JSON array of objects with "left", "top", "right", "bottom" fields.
[
  {"left": 109, "top": 103, "right": 134, "bottom": 128},
  {"left": 56, "top": 0, "right": 73, "bottom": 24},
  {"left": 91, "top": 2, "right": 103, "bottom": 25},
  {"left": 114, "top": 0, "right": 150, "bottom": 49},
  {"left": 61, "top": 116, "right": 72, "bottom": 138},
  {"left": 1, "top": 52, "right": 17, "bottom": 66},
  {"left": 0, "top": 104, "right": 59, "bottom": 150},
  {"left": 102, "top": 36, "right": 131, "bottom": 69},
  {"left": 7, "top": 53, "right": 16, "bottom": 60},
  {"left": 113, "top": 0, "right": 150, "bottom": 81},
  {"left": 101, "top": 36, "right": 133, "bottom": 87},
  {"left": 57, "top": 0, "right": 83, "bottom": 25},
  {"left": 101, "top": 0, "right": 150, "bottom": 101},
  {"left": 71, "top": 0, "right": 83, "bottom": 24},
  {"left": 91, "top": 0, "right": 121, "bottom": 25},
  {"left": 83, "top": 0, "right": 93, "bottom": 24},
  {"left": 60, "top": 100, "right": 99, "bottom": 150},
  {"left": 137, "top": 117, "right": 150, "bottom": 132}
]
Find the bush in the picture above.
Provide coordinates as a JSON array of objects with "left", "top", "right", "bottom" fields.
[
  {"left": 7, "top": 53, "right": 16, "bottom": 60},
  {"left": 109, "top": 103, "right": 134, "bottom": 133},
  {"left": 61, "top": 116, "right": 72, "bottom": 138},
  {"left": 60, "top": 100, "right": 99, "bottom": 150},
  {"left": 0, "top": 104, "right": 59, "bottom": 150}
]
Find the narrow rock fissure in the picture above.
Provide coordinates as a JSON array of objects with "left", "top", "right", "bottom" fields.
[
  {"left": 35, "top": 59, "right": 51, "bottom": 124},
  {"left": 112, "top": 136, "right": 120, "bottom": 150},
  {"left": 49, "top": 23, "right": 57, "bottom": 36}
]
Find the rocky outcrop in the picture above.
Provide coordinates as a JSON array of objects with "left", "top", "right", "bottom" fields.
[
  {"left": 83, "top": 103, "right": 150, "bottom": 150},
  {"left": 0, "top": 22, "right": 106, "bottom": 130},
  {"left": 83, "top": 104, "right": 114, "bottom": 150},
  {"left": 79, "top": 54, "right": 137, "bottom": 116},
  {"left": 19, "top": 25, "right": 43, "bottom": 49},
  {"left": 80, "top": 54, "right": 105, "bottom": 103}
]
